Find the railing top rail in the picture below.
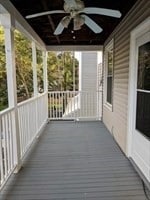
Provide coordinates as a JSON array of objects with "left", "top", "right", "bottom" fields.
[
  {"left": 0, "top": 92, "right": 48, "bottom": 115},
  {"left": 48, "top": 90, "right": 100, "bottom": 93},
  {"left": 0, "top": 107, "right": 15, "bottom": 116},
  {"left": 48, "top": 91, "right": 78, "bottom": 94},
  {"left": 17, "top": 92, "right": 47, "bottom": 108}
]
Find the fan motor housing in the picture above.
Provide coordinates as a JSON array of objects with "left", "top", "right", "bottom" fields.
[{"left": 64, "top": 0, "right": 85, "bottom": 13}]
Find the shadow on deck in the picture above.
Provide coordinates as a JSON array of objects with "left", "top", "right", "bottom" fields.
[{"left": 0, "top": 121, "right": 148, "bottom": 200}]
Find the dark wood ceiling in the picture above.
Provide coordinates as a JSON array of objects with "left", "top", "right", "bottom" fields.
[{"left": 10, "top": 0, "right": 138, "bottom": 46}]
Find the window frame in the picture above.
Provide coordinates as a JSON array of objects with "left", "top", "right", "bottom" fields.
[{"left": 104, "top": 39, "right": 114, "bottom": 111}]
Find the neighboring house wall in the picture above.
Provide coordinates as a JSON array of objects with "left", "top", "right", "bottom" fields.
[
  {"left": 79, "top": 51, "right": 98, "bottom": 118},
  {"left": 80, "top": 51, "right": 97, "bottom": 91},
  {"left": 103, "top": 0, "right": 150, "bottom": 153}
]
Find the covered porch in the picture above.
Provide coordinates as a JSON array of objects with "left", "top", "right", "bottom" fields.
[
  {"left": 0, "top": 121, "right": 147, "bottom": 200},
  {"left": 0, "top": 0, "right": 150, "bottom": 198}
]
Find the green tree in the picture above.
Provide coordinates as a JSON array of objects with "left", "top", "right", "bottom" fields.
[
  {"left": 0, "top": 28, "right": 79, "bottom": 111},
  {"left": 47, "top": 51, "right": 60, "bottom": 90},
  {"left": 0, "top": 26, "right": 8, "bottom": 111},
  {"left": 36, "top": 48, "right": 44, "bottom": 93},
  {"left": 47, "top": 51, "right": 79, "bottom": 91},
  {"left": 14, "top": 30, "right": 33, "bottom": 102}
]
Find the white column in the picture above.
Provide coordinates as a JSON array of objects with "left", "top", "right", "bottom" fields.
[
  {"left": 32, "top": 41, "right": 38, "bottom": 96},
  {"left": 73, "top": 51, "right": 76, "bottom": 91},
  {"left": 43, "top": 51, "right": 48, "bottom": 92},
  {"left": 2, "top": 14, "right": 21, "bottom": 172},
  {"left": 43, "top": 51, "right": 48, "bottom": 120}
]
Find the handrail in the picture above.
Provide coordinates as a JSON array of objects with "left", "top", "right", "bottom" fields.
[
  {"left": 0, "top": 107, "right": 15, "bottom": 116},
  {"left": 17, "top": 92, "right": 47, "bottom": 107}
]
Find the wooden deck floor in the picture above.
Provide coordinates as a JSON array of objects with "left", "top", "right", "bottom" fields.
[{"left": 0, "top": 121, "right": 147, "bottom": 200}]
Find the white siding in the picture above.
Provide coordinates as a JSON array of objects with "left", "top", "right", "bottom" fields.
[
  {"left": 103, "top": 0, "right": 150, "bottom": 153},
  {"left": 80, "top": 51, "right": 97, "bottom": 91},
  {"left": 80, "top": 52, "right": 98, "bottom": 119}
]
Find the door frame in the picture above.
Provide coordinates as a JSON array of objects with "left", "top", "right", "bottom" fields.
[{"left": 127, "top": 17, "right": 150, "bottom": 182}]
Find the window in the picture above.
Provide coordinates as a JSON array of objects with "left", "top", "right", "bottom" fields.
[
  {"left": 136, "top": 41, "right": 150, "bottom": 139},
  {"left": 105, "top": 40, "right": 114, "bottom": 108}
]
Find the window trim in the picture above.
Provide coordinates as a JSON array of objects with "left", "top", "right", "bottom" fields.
[{"left": 104, "top": 39, "right": 114, "bottom": 111}]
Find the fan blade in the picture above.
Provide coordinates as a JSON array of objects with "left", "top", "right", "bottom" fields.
[
  {"left": 54, "top": 15, "right": 71, "bottom": 35},
  {"left": 26, "top": 10, "right": 65, "bottom": 19},
  {"left": 61, "top": 16, "right": 71, "bottom": 28},
  {"left": 54, "top": 22, "right": 65, "bottom": 35},
  {"left": 82, "top": 7, "right": 121, "bottom": 18},
  {"left": 81, "top": 15, "right": 102, "bottom": 33}
]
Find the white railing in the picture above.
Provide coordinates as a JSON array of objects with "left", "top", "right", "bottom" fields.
[
  {"left": 18, "top": 93, "right": 48, "bottom": 158},
  {"left": 48, "top": 91, "right": 102, "bottom": 120},
  {"left": 63, "top": 93, "right": 80, "bottom": 117},
  {"left": 0, "top": 107, "right": 17, "bottom": 188},
  {"left": 0, "top": 92, "right": 48, "bottom": 189},
  {"left": 48, "top": 91, "right": 77, "bottom": 119}
]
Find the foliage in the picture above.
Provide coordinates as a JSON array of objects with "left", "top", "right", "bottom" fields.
[
  {"left": 36, "top": 48, "right": 44, "bottom": 93},
  {"left": 0, "top": 27, "right": 79, "bottom": 111},
  {"left": 0, "top": 26, "right": 8, "bottom": 110},
  {"left": 14, "top": 30, "right": 33, "bottom": 101},
  {"left": 47, "top": 51, "right": 79, "bottom": 91}
]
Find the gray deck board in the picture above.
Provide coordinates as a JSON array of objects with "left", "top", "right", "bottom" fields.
[{"left": 0, "top": 121, "right": 147, "bottom": 200}]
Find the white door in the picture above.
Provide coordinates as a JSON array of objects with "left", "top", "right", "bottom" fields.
[{"left": 128, "top": 21, "right": 150, "bottom": 183}]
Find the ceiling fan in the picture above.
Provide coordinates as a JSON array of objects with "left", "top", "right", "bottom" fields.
[{"left": 26, "top": 0, "right": 122, "bottom": 35}]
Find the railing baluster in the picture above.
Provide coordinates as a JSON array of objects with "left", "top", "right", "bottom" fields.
[
  {"left": 5, "top": 114, "right": 11, "bottom": 173},
  {"left": 48, "top": 94, "right": 50, "bottom": 118},
  {"left": 20, "top": 106, "right": 24, "bottom": 155},
  {"left": 92, "top": 92, "right": 93, "bottom": 117},
  {"left": 74, "top": 92, "right": 75, "bottom": 118},
  {"left": 93, "top": 92, "right": 95, "bottom": 117},
  {"left": 2, "top": 116, "right": 7, "bottom": 176},
  {"left": 0, "top": 119, "right": 4, "bottom": 184},
  {"left": 9, "top": 112, "right": 14, "bottom": 168},
  {"left": 66, "top": 91, "right": 69, "bottom": 119},
  {"left": 52, "top": 93, "right": 54, "bottom": 119},
  {"left": 55, "top": 93, "right": 57, "bottom": 119},
  {"left": 59, "top": 92, "right": 61, "bottom": 118},
  {"left": 24, "top": 106, "right": 27, "bottom": 151},
  {"left": 85, "top": 92, "right": 86, "bottom": 117},
  {"left": 78, "top": 91, "right": 81, "bottom": 119},
  {"left": 88, "top": 92, "right": 90, "bottom": 118}
]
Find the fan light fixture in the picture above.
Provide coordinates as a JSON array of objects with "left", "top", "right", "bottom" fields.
[
  {"left": 61, "top": 16, "right": 71, "bottom": 28},
  {"left": 64, "top": 0, "right": 84, "bottom": 13},
  {"left": 74, "top": 15, "right": 85, "bottom": 30}
]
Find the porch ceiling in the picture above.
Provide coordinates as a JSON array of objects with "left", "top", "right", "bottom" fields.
[{"left": 10, "top": 0, "right": 138, "bottom": 46}]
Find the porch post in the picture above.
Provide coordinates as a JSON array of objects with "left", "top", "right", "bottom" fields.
[
  {"left": 43, "top": 51, "right": 48, "bottom": 92},
  {"left": 73, "top": 51, "right": 76, "bottom": 91},
  {"left": 43, "top": 51, "right": 48, "bottom": 119},
  {"left": 2, "top": 14, "right": 22, "bottom": 172},
  {"left": 32, "top": 41, "right": 38, "bottom": 96}
]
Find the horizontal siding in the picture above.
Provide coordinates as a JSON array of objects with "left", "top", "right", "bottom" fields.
[
  {"left": 103, "top": 0, "right": 150, "bottom": 153},
  {"left": 80, "top": 52, "right": 98, "bottom": 117},
  {"left": 103, "top": 106, "right": 114, "bottom": 133},
  {"left": 81, "top": 52, "right": 97, "bottom": 91}
]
